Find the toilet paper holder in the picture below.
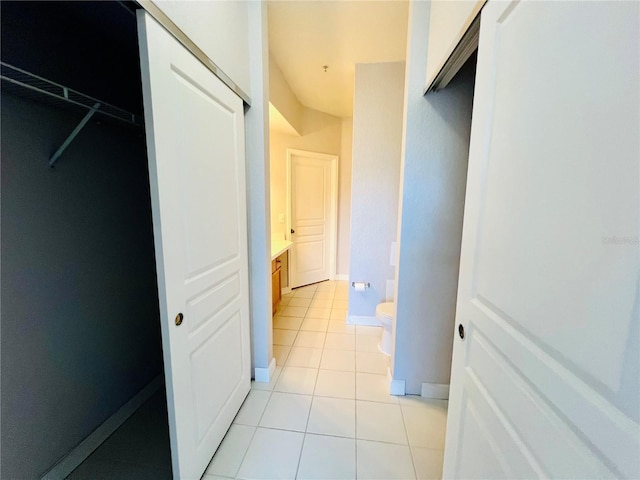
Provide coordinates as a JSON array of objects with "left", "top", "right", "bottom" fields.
[{"left": 352, "top": 282, "right": 370, "bottom": 290}]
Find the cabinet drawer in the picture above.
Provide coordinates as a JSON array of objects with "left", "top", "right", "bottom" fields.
[
  {"left": 272, "top": 267, "right": 281, "bottom": 315},
  {"left": 272, "top": 259, "right": 282, "bottom": 274}
]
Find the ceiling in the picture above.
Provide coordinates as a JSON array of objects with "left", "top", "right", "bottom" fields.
[{"left": 268, "top": 1, "right": 409, "bottom": 118}]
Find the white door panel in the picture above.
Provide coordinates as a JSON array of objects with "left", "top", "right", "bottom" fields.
[
  {"left": 288, "top": 150, "right": 338, "bottom": 288},
  {"left": 444, "top": 1, "right": 639, "bottom": 478},
  {"left": 138, "top": 12, "right": 251, "bottom": 480}
]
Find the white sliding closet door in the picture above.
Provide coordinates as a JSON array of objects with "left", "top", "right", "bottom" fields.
[
  {"left": 444, "top": 1, "right": 639, "bottom": 478},
  {"left": 137, "top": 12, "right": 251, "bottom": 480}
]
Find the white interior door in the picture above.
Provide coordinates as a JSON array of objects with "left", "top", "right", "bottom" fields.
[
  {"left": 288, "top": 150, "right": 338, "bottom": 288},
  {"left": 137, "top": 12, "right": 251, "bottom": 480},
  {"left": 444, "top": 1, "right": 639, "bottom": 478}
]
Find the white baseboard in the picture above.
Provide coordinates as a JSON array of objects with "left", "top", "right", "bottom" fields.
[
  {"left": 281, "top": 286, "right": 291, "bottom": 295},
  {"left": 254, "top": 357, "right": 276, "bottom": 383},
  {"left": 387, "top": 367, "right": 406, "bottom": 396},
  {"left": 334, "top": 274, "right": 349, "bottom": 281},
  {"left": 421, "top": 382, "right": 449, "bottom": 399},
  {"left": 42, "top": 374, "right": 164, "bottom": 480},
  {"left": 347, "top": 315, "right": 381, "bottom": 327}
]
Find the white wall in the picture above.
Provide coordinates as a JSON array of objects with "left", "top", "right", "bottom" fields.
[
  {"left": 348, "top": 62, "right": 405, "bottom": 318},
  {"left": 337, "top": 118, "right": 353, "bottom": 276},
  {"left": 425, "top": 0, "right": 483, "bottom": 86},
  {"left": 153, "top": 0, "right": 251, "bottom": 95},
  {"left": 244, "top": 1, "right": 272, "bottom": 378},
  {"left": 392, "top": 1, "right": 475, "bottom": 394}
]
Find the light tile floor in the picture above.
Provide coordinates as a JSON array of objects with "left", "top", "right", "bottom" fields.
[
  {"left": 69, "top": 280, "right": 447, "bottom": 479},
  {"left": 204, "top": 280, "right": 447, "bottom": 480}
]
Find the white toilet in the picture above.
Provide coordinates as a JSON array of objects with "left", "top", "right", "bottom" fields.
[{"left": 376, "top": 301, "right": 394, "bottom": 356}]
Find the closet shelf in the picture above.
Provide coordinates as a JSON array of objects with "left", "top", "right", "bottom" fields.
[
  {"left": 1, "top": 62, "right": 143, "bottom": 167},
  {"left": 1, "top": 62, "right": 142, "bottom": 127}
]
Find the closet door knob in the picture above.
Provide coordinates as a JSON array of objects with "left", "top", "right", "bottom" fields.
[
  {"left": 175, "top": 313, "right": 184, "bottom": 326},
  {"left": 291, "top": 229, "right": 295, "bottom": 234},
  {"left": 458, "top": 324, "right": 465, "bottom": 340}
]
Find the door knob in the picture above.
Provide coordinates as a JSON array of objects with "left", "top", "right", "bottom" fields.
[
  {"left": 291, "top": 229, "right": 295, "bottom": 234},
  {"left": 458, "top": 324, "right": 465, "bottom": 340},
  {"left": 175, "top": 313, "right": 184, "bottom": 326}
]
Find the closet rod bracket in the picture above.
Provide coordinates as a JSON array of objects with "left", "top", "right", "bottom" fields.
[{"left": 49, "top": 102, "right": 101, "bottom": 168}]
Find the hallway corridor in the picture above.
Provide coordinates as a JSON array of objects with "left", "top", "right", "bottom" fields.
[{"left": 204, "top": 280, "right": 447, "bottom": 479}]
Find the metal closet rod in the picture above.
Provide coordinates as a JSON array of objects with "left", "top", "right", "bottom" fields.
[{"left": 0, "top": 61, "right": 143, "bottom": 167}]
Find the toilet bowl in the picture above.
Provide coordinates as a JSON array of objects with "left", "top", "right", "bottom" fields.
[{"left": 376, "top": 301, "right": 394, "bottom": 356}]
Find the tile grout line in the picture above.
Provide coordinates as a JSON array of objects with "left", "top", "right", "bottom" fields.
[
  {"left": 231, "top": 422, "right": 420, "bottom": 448},
  {"left": 293, "top": 432, "right": 307, "bottom": 479},
  {"left": 355, "top": 351, "right": 359, "bottom": 480},
  {"left": 269, "top": 282, "right": 370, "bottom": 478},
  {"left": 294, "top": 369, "right": 320, "bottom": 479},
  {"left": 230, "top": 422, "right": 259, "bottom": 480},
  {"left": 291, "top": 283, "right": 327, "bottom": 479},
  {"left": 399, "top": 401, "right": 419, "bottom": 480},
  {"left": 217, "top": 385, "right": 272, "bottom": 479}
]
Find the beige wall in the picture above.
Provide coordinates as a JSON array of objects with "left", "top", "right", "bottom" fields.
[
  {"left": 270, "top": 108, "right": 342, "bottom": 240},
  {"left": 269, "top": 107, "right": 352, "bottom": 281},
  {"left": 269, "top": 58, "right": 303, "bottom": 134}
]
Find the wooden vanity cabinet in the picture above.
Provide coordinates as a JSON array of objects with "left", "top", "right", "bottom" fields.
[{"left": 271, "top": 258, "right": 282, "bottom": 315}]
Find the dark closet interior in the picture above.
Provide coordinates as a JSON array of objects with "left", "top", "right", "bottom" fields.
[{"left": 1, "top": 2, "right": 171, "bottom": 478}]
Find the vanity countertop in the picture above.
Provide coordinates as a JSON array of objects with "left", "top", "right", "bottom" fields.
[{"left": 271, "top": 239, "right": 293, "bottom": 261}]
